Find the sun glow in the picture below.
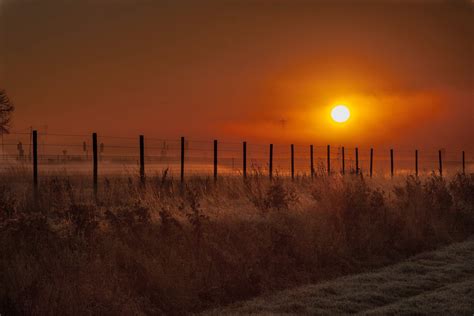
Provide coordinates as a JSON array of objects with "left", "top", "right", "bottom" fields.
[{"left": 331, "top": 105, "right": 350, "bottom": 123}]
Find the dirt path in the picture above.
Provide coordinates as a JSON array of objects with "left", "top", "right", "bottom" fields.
[{"left": 205, "top": 239, "right": 474, "bottom": 315}]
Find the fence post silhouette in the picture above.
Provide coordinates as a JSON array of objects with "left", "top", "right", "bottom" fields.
[
  {"left": 213, "top": 140, "right": 218, "bottom": 181},
  {"left": 291, "top": 144, "right": 295, "bottom": 180},
  {"left": 180, "top": 137, "right": 185, "bottom": 183},
  {"left": 327, "top": 145, "right": 331, "bottom": 176},
  {"left": 32, "top": 130, "right": 38, "bottom": 198},
  {"left": 243, "top": 141, "right": 247, "bottom": 179},
  {"left": 355, "top": 147, "right": 359, "bottom": 175},
  {"left": 390, "top": 149, "right": 394, "bottom": 178},
  {"left": 269, "top": 144, "right": 273, "bottom": 180},
  {"left": 93, "top": 133, "right": 98, "bottom": 198},
  {"left": 462, "top": 151, "right": 465, "bottom": 175},
  {"left": 415, "top": 149, "right": 419, "bottom": 177},
  {"left": 439, "top": 150, "right": 443, "bottom": 177},
  {"left": 370, "top": 148, "right": 373, "bottom": 178},
  {"left": 342, "top": 146, "right": 345, "bottom": 175},
  {"left": 19, "top": 133, "right": 468, "bottom": 182},
  {"left": 139, "top": 135, "right": 145, "bottom": 184}
]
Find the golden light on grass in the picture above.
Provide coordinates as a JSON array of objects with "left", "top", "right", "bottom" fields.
[{"left": 331, "top": 105, "right": 350, "bottom": 123}]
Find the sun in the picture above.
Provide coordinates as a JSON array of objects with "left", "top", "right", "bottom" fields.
[{"left": 331, "top": 105, "right": 350, "bottom": 123}]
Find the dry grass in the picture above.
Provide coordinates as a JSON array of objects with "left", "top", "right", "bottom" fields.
[
  {"left": 0, "top": 171, "right": 473, "bottom": 314},
  {"left": 205, "top": 238, "right": 474, "bottom": 315}
]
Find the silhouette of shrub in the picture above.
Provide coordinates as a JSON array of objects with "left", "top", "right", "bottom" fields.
[{"left": 264, "top": 180, "right": 299, "bottom": 210}]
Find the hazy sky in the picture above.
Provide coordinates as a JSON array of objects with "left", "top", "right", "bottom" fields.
[{"left": 1, "top": 0, "right": 473, "bottom": 148}]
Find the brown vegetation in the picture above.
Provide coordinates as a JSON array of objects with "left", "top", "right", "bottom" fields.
[{"left": 1, "top": 171, "right": 473, "bottom": 314}]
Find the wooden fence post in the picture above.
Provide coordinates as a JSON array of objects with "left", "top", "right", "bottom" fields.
[
  {"left": 269, "top": 144, "right": 273, "bottom": 180},
  {"left": 390, "top": 148, "right": 394, "bottom": 178},
  {"left": 32, "top": 130, "right": 38, "bottom": 195},
  {"left": 93, "top": 133, "right": 98, "bottom": 198},
  {"left": 291, "top": 144, "right": 295, "bottom": 180},
  {"left": 213, "top": 140, "right": 218, "bottom": 181},
  {"left": 180, "top": 137, "right": 185, "bottom": 183},
  {"left": 139, "top": 135, "right": 145, "bottom": 184},
  {"left": 370, "top": 148, "right": 373, "bottom": 178},
  {"left": 439, "top": 150, "right": 443, "bottom": 177},
  {"left": 462, "top": 151, "right": 465, "bottom": 175},
  {"left": 243, "top": 141, "right": 247, "bottom": 179},
  {"left": 415, "top": 149, "right": 419, "bottom": 177},
  {"left": 327, "top": 145, "right": 331, "bottom": 175},
  {"left": 310, "top": 144, "right": 314, "bottom": 179},
  {"left": 355, "top": 147, "right": 359, "bottom": 175},
  {"left": 342, "top": 146, "right": 345, "bottom": 175}
]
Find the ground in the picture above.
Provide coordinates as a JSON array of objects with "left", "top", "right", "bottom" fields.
[{"left": 205, "top": 238, "right": 474, "bottom": 315}]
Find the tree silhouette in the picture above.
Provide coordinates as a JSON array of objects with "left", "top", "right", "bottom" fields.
[{"left": 0, "top": 90, "right": 15, "bottom": 134}]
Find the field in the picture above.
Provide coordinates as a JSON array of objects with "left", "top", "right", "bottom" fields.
[
  {"left": 1, "top": 170, "right": 473, "bottom": 314},
  {"left": 206, "top": 237, "right": 474, "bottom": 315}
]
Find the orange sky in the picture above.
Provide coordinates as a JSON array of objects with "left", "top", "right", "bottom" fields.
[{"left": 1, "top": 0, "right": 473, "bottom": 149}]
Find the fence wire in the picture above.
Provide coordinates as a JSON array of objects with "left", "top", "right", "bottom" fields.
[{"left": 0, "top": 132, "right": 472, "bottom": 179}]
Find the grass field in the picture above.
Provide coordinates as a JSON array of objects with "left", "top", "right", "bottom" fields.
[
  {"left": 1, "top": 170, "right": 473, "bottom": 314},
  {"left": 205, "top": 237, "right": 474, "bottom": 315}
]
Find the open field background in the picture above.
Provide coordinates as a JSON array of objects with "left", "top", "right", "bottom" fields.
[
  {"left": 1, "top": 132, "right": 472, "bottom": 179},
  {"left": 1, "top": 171, "right": 473, "bottom": 314},
  {"left": 205, "top": 238, "right": 474, "bottom": 315}
]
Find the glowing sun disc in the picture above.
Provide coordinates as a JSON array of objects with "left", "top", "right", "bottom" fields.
[{"left": 331, "top": 105, "right": 350, "bottom": 123}]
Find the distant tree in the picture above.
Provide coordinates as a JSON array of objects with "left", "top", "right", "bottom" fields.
[{"left": 0, "top": 90, "right": 15, "bottom": 134}]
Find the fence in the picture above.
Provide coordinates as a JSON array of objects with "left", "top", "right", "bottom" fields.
[{"left": 1, "top": 131, "right": 472, "bottom": 189}]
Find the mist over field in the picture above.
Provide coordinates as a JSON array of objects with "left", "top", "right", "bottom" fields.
[{"left": 1, "top": 0, "right": 473, "bottom": 149}]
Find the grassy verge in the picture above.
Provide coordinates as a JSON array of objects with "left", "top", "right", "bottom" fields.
[{"left": 205, "top": 238, "right": 474, "bottom": 315}]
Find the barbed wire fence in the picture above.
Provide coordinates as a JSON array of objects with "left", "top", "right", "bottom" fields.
[{"left": 0, "top": 131, "right": 471, "bottom": 191}]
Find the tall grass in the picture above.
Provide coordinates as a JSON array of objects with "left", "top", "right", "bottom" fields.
[{"left": 1, "top": 171, "right": 473, "bottom": 314}]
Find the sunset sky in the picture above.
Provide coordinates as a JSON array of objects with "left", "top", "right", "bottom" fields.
[{"left": 1, "top": 0, "right": 473, "bottom": 149}]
